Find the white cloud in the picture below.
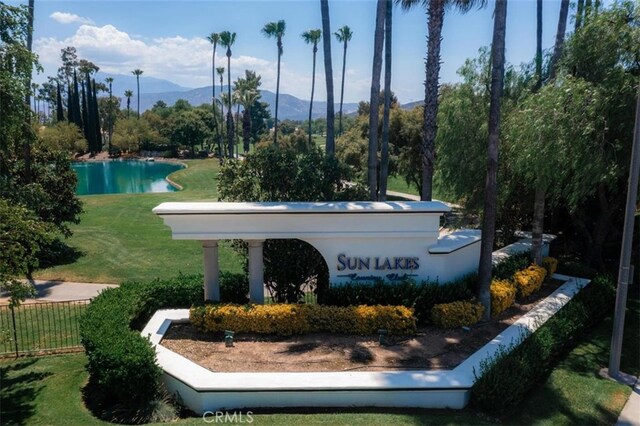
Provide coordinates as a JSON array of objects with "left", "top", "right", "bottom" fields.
[
  {"left": 50, "top": 12, "right": 94, "bottom": 25},
  {"left": 33, "top": 23, "right": 369, "bottom": 101}
]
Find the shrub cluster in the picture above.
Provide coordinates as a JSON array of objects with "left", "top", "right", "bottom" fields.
[
  {"left": 513, "top": 264, "right": 547, "bottom": 298},
  {"left": 490, "top": 279, "right": 517, "bottom": 316},
  {"left": 431, "top": 300, "right": 484, "bottom": 328},
  {"left": 492, "top": 252, "right": 531, "bottom": 280},
  {"left": 542, "top": 256, "right": 559, "bottom": 277},
  {"left": 190, "top": 303, "right": 416, "bottom": 336},
  {"left": 319, "top": 276, "right": 474, "bottom": 324},
  {"left": 80, "top": 273, "right": 247, "bottom": 409},
  {"left": 471, "top": 275, "right": 616, "bottom": 413}
]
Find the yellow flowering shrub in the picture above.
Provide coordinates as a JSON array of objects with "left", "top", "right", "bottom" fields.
[
  {"left": 490, "top": 279, "right": 516, "bottom": 316},
  {"left": 430, "top": 300, "right": 484, "bottom": 329},
  {"left": 542, "top": 257, "right": 558, "bottom": 277},
  {"left": 513, "top": 264, "right": 547, "bottom": 298},
  {"left": 190, "top": 303, "right": 416, "bottom": 336}
]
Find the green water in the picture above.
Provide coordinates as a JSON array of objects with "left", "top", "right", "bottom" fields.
[{"left": 72, "top": 160, "right": 183, "bottom": 195}]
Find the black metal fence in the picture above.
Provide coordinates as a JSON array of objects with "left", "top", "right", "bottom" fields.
[{"left": 0, "top": 300, "right": 90, "bottom": 357}]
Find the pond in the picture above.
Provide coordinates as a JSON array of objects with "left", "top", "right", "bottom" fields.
[{"left": 72, "top": 160, "right": 183, "bottom": 195}]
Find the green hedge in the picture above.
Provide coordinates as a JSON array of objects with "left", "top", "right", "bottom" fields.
[
  {"left": 471, "top": 275, "right": 616, "bottom": 413},
  {"left": 320, "top": 275, "right": 475, "bottom": 324},
  {"left": 80, "top": 273, "right": 248, "bottom": 407}
]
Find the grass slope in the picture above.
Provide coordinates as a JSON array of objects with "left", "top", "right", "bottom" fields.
[{"left": 34, "top": 160, "right": 242, "bottom": 284}]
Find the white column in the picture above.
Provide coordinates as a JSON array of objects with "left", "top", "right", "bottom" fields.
[
  {"left": 202, "top": 241, "right": 220, "bottom": 302},
  {"left": 247, "top": 240, "right": 265, "bottom": 304}
]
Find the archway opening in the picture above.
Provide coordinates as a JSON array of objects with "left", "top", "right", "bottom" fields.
[{"left": 263, "top": 238, "right": 329, "bottom": 304}]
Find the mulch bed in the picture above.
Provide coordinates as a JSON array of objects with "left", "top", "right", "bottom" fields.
[{"left": 161, "top": 280, "right": 564, "bottom": 373}]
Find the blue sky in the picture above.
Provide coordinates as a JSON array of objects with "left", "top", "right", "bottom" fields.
[{"left": 17, "top": 0, "right": 602, "bottom": 103}]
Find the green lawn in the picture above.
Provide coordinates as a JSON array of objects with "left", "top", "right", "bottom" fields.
[
  {"left": 1, "top": 294, "right": 637, "bottom": 425},
  {"left": 34, "top": 159, "right": 243, "bottom": 284}
]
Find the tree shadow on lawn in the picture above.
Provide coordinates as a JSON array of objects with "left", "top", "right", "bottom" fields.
[
  {"left": 36, "top": 239, "right": 84, "bottom": 270},
  {"left": 0, "top": 358, "right": 52, "bottom": 426}
]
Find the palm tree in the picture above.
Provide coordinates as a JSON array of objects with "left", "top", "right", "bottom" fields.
[
  {"left": 368, "top": 0, "right": 386, "bottom": 200},
  {"left": 207, "top": 32, "right": 220, "bottom": 152},
  {"left": 534, "top": 0, "right": 542, "bottom": 91},
  {"left": 216, "top": 66, "right": 226, "bottom": 157},
  {"left": 262, "top": 20, "right": 286, "bottom": 145},
  {"left": 105, "top": 77, "right": 114, "bottom": 151},
  {"left": 131, "top": 69, "right": 143, "bottom": 118},
  {"left": 575, "top": 0, "right": 585, "bottom": 31},
  {"left": 399, "top": 0, "right": 487, "bottom": 201},
  {"left": 334, "top": 26, "right": 353, "bottom": 136},
  {"left": 124, "top": 90, "right": 133, "bottom": 118},
  {"left": 219, "top": 31, "right": 236, "bottom": 157},
  {"left": 379, "top": 0, "right": 393, "bottom": 201},
  {"left": 531, "top": 0, "right": 569, "bottom": 265},
  {"left": 478, "top": 0, "right": 508, "bottom": 321},
  {"left": 321, "top": 0, "right": 336, "bottom": 156},
  {"left": 302, "top": 29, "right": 322, "bottom": 147}
]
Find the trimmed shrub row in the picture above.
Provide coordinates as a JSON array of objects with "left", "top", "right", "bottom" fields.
[
  {"left": 431, "top": 300, "right": 484, "bottom": 328},
  {"left": 191, "top": 303, "right": 416, "bottom": 336},
  {"left": 80, "top": 273, "right": 247, "bottom": 408},
  {"left": 471, "top": 275, "right": 616, "bottom": 413},
  {"left": 320, "top": 275, "right": 475, "bottom": 324},
  {"left": 513, "top": 264, "right": 547, "bottom": 298},
  {"left": 490, "top": 279, "right": 517, "bottom": 316}
]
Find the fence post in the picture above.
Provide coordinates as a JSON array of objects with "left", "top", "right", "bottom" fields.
[{"left": 10, "top": 305, "right": 19, "bottom": 358}]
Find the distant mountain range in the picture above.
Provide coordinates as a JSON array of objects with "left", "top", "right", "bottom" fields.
[
  {"left": 127, "top": 85, "right": 360, "bottom": 121},
  {"left": 102, "top": 73, "right": 419, "bottom": 120}
]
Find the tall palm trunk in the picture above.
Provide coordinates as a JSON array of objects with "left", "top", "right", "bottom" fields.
[
  {"left": 534, "top": 0, "right": 542, "bottom": 91},
  {"left": 532, "top": 0, "right": 569, "bottom": 264},
  {"left": 421, "top": 0, "right": 445, "bottom": 201},
  {"left": 308, "top": 42, "right": 318, "bottom": 147},
  {"left": 136, "top": 76, "right": 140, "bottom": 118},
  {"left": 211, "top": 43, "right": 218, "bottom": 154},
  {"left": 274, "top": 37, "right": 282, "bottom": 145},
  {"left": 368, "top": 0, "right": 386, "bottom": 201},
  {"left": 548, "top": 0, "right": 569, "bottom": 81},
  {"left": 575, "top": 0, "right": 585, "bottom": 31},
  {"left": 219, "top": 74, "right": 225, "bottom": 157},
  {"left": 320, "top": 0, "right": 335, "bottom": 155},
  {"left": 478, "top": 0, "right": 508, "bottom": 321},
  {"left": 243, "top": 107, "right": 251, "bottom": 153},
  {"left": 379, "top": 0, "right": 392, "bottom": 201},
  {"left": 338, "top": 39, "right": 348, "bottom": 135},
  {"left": 227, "top": 55, "right": 233, "bottom": 158},
  {"left": 23, "top": 0, "right": 35, "bottom": 183}
]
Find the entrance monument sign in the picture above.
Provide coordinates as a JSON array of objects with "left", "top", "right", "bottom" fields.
[{"left": 153, "top": 201, "right": 481, "bottom": 303}]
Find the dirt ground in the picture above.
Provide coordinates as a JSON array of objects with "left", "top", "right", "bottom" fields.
[{"left": 161, "top": 280, "right": 562, "bottom": 373}]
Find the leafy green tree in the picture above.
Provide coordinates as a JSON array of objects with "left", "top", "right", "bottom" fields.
[
  {"left": 170, "top": 110, "right": 209, "bottom": 157},
  {"left": 0, "top": 200, "right": 54, "bottom": 306},
  {"left": 131, "top": 68, "right": 143, "bottom": 118},
  {"left": 38, "top": 122, "right": 87, "bottom": 153},
  {"left": 262, "top": 20, "right": 286, "bottom": 145},
  {"left": 301, "top": 28, "right": 322, "bottom": 147},
  {"left": 334, "top": 25, "right": 353, "bottom": 136},
  {"left": 218, "top": 145, "right": 366, "bottom": 302},
  {"left": 112, "top": 117, "right": 158, "bottom": 152},
  {"left": 398, "top": 0, "right": 487, "bottom": 201}
]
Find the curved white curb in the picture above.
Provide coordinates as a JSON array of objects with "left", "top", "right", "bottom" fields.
[{"left": 141, "top": 274, "right": 589, "bottom": 413}]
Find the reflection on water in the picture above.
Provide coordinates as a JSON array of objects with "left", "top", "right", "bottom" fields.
[{"left": 73, "top": 160, "right": 183, "bottom": 195}]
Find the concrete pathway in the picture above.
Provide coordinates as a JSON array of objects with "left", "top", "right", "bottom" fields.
[
  {"left": 617, "top": 378, "right": 640, "bottom": 426},
  {"left": 0, "top": 280, "right": 117, "bottom": 303}
]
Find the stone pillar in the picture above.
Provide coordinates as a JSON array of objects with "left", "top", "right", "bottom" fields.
[
  {"left": 247, "top": 240, "right": 265, "bottom": 304},
  {"left": 202, "top": 241, "right": 219, "bottom": 302}
]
